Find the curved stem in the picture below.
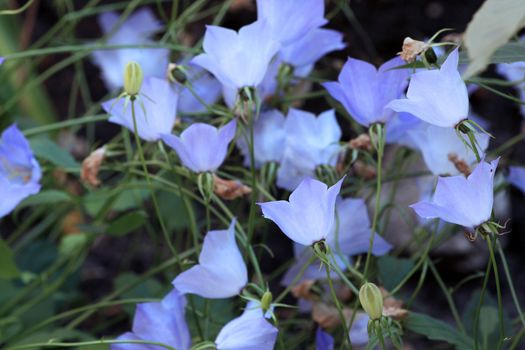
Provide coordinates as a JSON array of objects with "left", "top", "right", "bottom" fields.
[
  {"left": 325, "top": 263, "right": 351, "bottom": 349},
  {"left": 496, "top": 241, "right": 525, "bottom": 328},
  {"left": 486, "top": 236, "right": 505, "bottom": 349},
  {"left": 473, "top": 257, "right": 492, "bottom": 350}
]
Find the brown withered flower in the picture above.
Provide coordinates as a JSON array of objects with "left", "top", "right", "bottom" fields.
[
  {"left": 448, "top": 153, "right": 471, "bottom": 176},
  {"left": 349, "top": 134, "right": 372, "bottom": 152},
  {"left": 381, "top": 287, "right": 409, "bottom": 321},
  {"left": 81, "top": 147, "right": 106, "bottom": 187},
  {"left": 398, "top": 37, "right": 430, "bottom": 63},
  {"left": 213, "top": 175, "right": 252, "bottom": 200}
]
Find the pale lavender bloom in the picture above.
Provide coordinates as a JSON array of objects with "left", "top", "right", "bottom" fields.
[
  {"left": 176, "top": 64, "right": 222, "bottom": 115},
  {"left": 191, "top": 21, "right": 280, "bottom": 90},
  {"left": 349, "top": 313, "right": 370, "bottom": 345},
  {"left": 0, "top": 57, "right": 4, "bottom": 65},
  {"left": 281, "top": 198, "right": 392, "bottom": 285},
  {"left": 316, "top": 328, "right": 334, "bottom": 350},
  {"left": 259, "top": 177, "right": 344, "bottom": 246},
  {"left": 102, "top": 77, "right": 178, "bottom": 142},
  {"left": 173, "top": 220, "right": 247, "bottom": 298},
  {"left": 91, "top": 8, "right": 169, "bottom": 91},
  {"left": 385, "top": 112, "right": 422, "bottom": 147},
  {"left": 0, "top": 124, "right": 42, "bottom": 218},
  {"left": 408, "top": 123, "right": 490, "bottom": 175},
  {"left": 111, "top": 288, "right": 191, "bottom": 350},
  {"left": 215, "top": 304, "right": 278, "bottom": 350},
  {"left": 161, "top": 120, "right": 236, "bottom": 173},
  {"left": 277, "top": 109, "right": 342, "bottom": 191},
  {"left": 496, "top": 61, "right": 525, "bottom": 117},
  {"left": 387, "top": 49, "right": 469, "bottom": 127},
  {"left": 323, "top": 56, "right": 409, "bottom": 127},
  {"left": 257, "top": 0, "right": 327, "bottom": 45},
  {"left": 508, "top": 166, "right": 525, "bottom": 194},
  {"left": 279, "top": 28, "right": 345, "bottom": 68},
  {"left": 236, "top": 109, "right": 286, "bottom": 168},
  {"left": 411, "top": 158, "right": 499, "bottom": 228}
]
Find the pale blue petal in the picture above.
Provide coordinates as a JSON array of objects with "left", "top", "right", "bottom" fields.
[
  {"left": 257, "top": 0, "right": 327, "bottom": 45},
  {"left": 349, "top": 314, "right": 370, "bottom": 345},
  {"left": 173, "top": 220, "right": 247, "bottom": 298},
  {"left": 508, "top": 166, "right": 525, "bottom": 194},
  {"left": 215, "top": 308, "right": 278, "bottom": 350}
]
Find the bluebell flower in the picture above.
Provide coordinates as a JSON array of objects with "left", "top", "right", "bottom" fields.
[
  {"left": 176, "top": 63, "right": 222, "bottom": 115},
  {"left": 279, "top": 28, "right": 345, "bottom": 70},
  {"left": 161, "top": 120, "right": 236, "bottom": 173},
  {"left": 191, "top": 21, "right": 280, "bottom": 90},
  {"left": 323, "top": 56, "right": 409, "bottom": 127},
  {"left": 385, "top": 112, "right": 422, "bottom": 148},
  {"left": 496, "top": 61, "right": 525, "bottom": 117},
  {"left": 277, "top": 109, "right": 342, "bottom": 191},
  {"left": 259, "top": 177, "right": 344, "bottom": 246},
  {"left": 257, "top": 0, "right": 327, "bottom": 45},
  {"left": 215, "top": 303, "right": 278, "bottom": 349},
  {"left": 316, "top": 328, "right": 334, "bottom": 350},
  {"left": 411, "top": 158, "right": 499, "bottom": 228},
  {"left": 508, "top": 166, "right": 525, "bottom": 195},
  {"left": 387, "top": 49, "right": 470, "bottom": 127},
  {"left": 91, "top": 8, "right": 169, "bottom": 91},
  {"left": 236, "top": 109, "right": 286, "bottom": 168},
  {"left": 102, "top": 77, "right": 178, "bottom": 142},
  {"left": 0, "top": 124, "right": 42, "bottom": 218},
  {"left": 112, "top": 288, "right": 191, "bottom": 350},
  {"left": 281, "top": 198, "right": 392, "bottom": 285},
  {"left": 172, "top": 220, "right": 247, "bottom": 298},
  {"left": 408, "top": 123, "right": 490, "bottom": 175}
]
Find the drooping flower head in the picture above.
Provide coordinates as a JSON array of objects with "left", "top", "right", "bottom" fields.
[
  {"left": 236, "top": 109, "right": 286, "bottom": 168},
  {"left": 173, "top": 220, "right": 247, "bottom": 298},
  {"left": 91, "top": 8, "right": 169, "bottom": 91},
  {"left": 411, "top": 158, "right": 499, "bottom": 228},
  {"left": 408, "top": 123, "right": 490, "bottom": 175},
  {"left": 191, "top": 20, "right": 280, "bottom": 90},
  {"left": 282, "top": 198, "right": 392, "bottom": 285},
  {"left": 323, "top": 56, "right": 409, "bottom": 127},
  {"left": 387, "top": 48, "right": 469, "bottom": 127},
  {"left": 102, "top": 77, "right": 179, "bottom": 142},
  {"left": 257, "top": 0, "right": 327, "bottom": 45},
  {"left": 161, "top": 120, "right": 236, "bottom": 173},
  {"left": 215, "top": 302, "right": 278, "bottom": 349},
  {"left": 111, "top": 288, "right": 191, "bottom": 350},
  {"left": 259, "top": 177, "right": 344, "bottom": 246},
  {"left": 508, "top": 166, "right": 525, "bottom": 195},
  {"left": 277, "top": 109, "right": 342, "bottom": 191},
  {"left": 0, "top": 124, "right": 42, "bottom": 218}
]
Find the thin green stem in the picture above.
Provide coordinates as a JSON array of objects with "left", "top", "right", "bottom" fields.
[
  {"left": 363, "top": 123, "right": 385, "bottom": 278},
  {"left": 473, "top": 258, "right": 492, "bottom": 350},
  {"left": 496, "top": 241, "right": 525, "bottom": 328},
  {"left": 487, "top": 236, "right": 505, "bottom": 349},
  {"left": 325, "top": 263, "right": 351, "bottom": 349},
  {"left": 130, "top": 98, "right": 178, "bottom": 257},
  {"left": 274, "top": 255, "right": 317, "bottom": 303}
]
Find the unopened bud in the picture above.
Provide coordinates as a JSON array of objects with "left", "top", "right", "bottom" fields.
[
  {"left": 124, "top": 61, "right": 143, "bottom": 96},
  {"left": 359, "top": 282, "right": 383, "bottom": 320},
  {"left": 260, "top": 291, "right": 273, "bottom": 312}
]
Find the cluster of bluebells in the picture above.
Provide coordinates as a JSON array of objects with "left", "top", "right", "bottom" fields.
[{"left": 2, "top": 0, "right": 525, "bottom": 349}]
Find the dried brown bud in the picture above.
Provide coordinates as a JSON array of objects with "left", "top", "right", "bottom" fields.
[
  {"left": 291, "top": 279, "right": 317, "bottom": 300},
  {"left": 312, "top": 302, "right": 353, "bottom": 328},
  {"left": 81, "top": 147, "right": 106, "bottom": 187},
  {"left": 352, "top": 160, "right": 376, "bottom": 180},
  {"left": 380, "top": 287, "right": 409, "bottom": 321},
  {"left": 213, "top": 175, "right": 251, "bottom": 200},
  {"left": 398, "top": 37, "right": 429, "bottom": 63},
  {"left": 62, "top": 210, "right": 84, "bottom": 235},
  {"left": 349, "top": 134, "right": 372, "bottom": 151},
  {"left": 448, "top": 153, "right": 471, "bottom": 176}
]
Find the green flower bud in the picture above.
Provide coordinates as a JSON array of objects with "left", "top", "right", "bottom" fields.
[
  {"left": 197, "top": 172, "right": 215, "bottom": 203},
  {"left": 124, "top": 61, "right": 143, "bottom": 96},
  {"left": 359, "top": 282, "right": 383, "bottom": 320},
  {"left": 260, "top": 291, "right": 273, "bottom": 312}
]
